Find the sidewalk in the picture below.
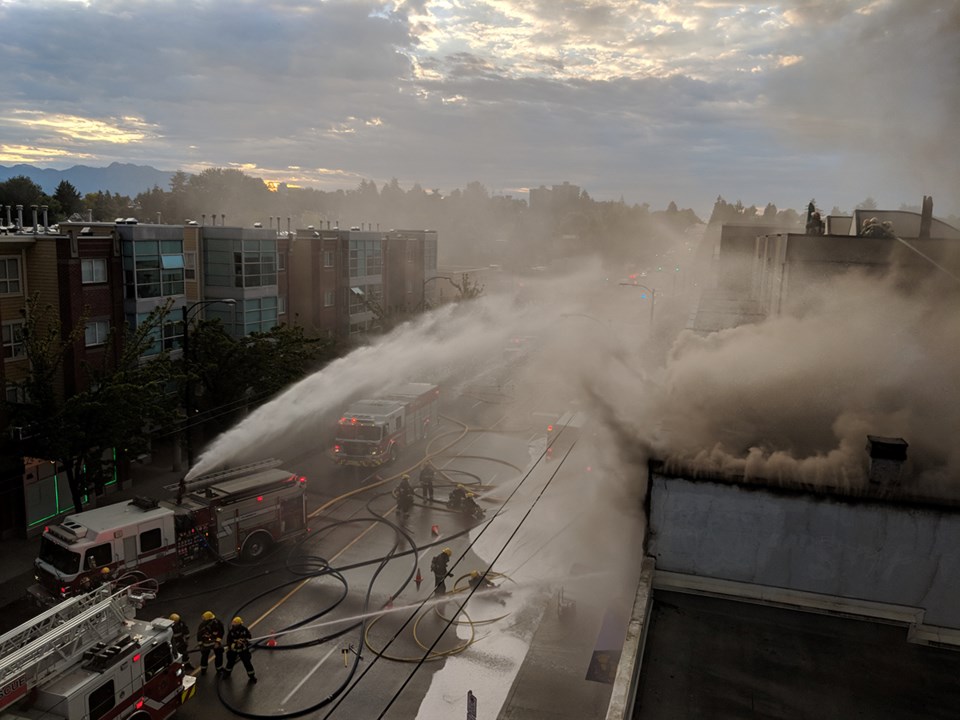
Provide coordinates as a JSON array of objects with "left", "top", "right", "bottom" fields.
[{"left": 0, "top": 445, "right": 185, "bottom": 612}]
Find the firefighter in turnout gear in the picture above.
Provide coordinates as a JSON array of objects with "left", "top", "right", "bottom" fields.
[
  {"left": 448, "top": 484, "right": 467, "bottom": 511},
  {"left": 462, "top": 492, "right": 485, "bottom": 520},
  {"left": 197, "top": 611, "right": 225, "bottom": 674},
  {"left": 419, "top": 462, "right": 436, "bottom": 502},
  {"left": 170, "top": 613, "right": 193, "bottom": 669},
  {"left": 431, "top": 547, "right": 453, "bottom": 594},
  {"left": 224, "top": 617, "right": 257, "bottom": 684},
  {"left": 393, "top": 475, "right": 415, "bottom": 521}
]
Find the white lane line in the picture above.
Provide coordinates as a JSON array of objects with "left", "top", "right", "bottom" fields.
[{"left": 282, "top": 644, "right": 339, "bottom": 705}]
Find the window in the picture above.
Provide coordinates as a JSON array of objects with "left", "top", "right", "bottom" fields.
[
  {"left": 85, "top": 320, "right": 109, "bottom": 347},
  {"left": 140, "top": 528, "right": 162, "bottom": 553},
  {"left": 5, "top": 384, "right": 24, "bottom": 403},
  {"left": 323, "top": 289, "right": 335, "bottom": 308},
  {"left": 143, "top": 643, "right": 172, "bottom": 681},
  {"left": 205, "top": 238, "right": 277, "bottom": 289},
  {"left": 277, "top": 252, "right": 286, "bottom": 271},
  {"left": 0, "top": 257, "right": 21, "bottom": 294},
  {"left": 241, "top": 297, "right": 279, "bottom": 335},
  {"left": 405, "top": 242, "right": 417, "bottom": 263},
  {"left": 323, "top": 251, "right": 334, "bottom": 268},
  {"left": 84, "top": 543, "right": 112, "bottom": 569},
  {"left": 184, "top": 252, "right": 196, "bottom": 280},
  {"left": 278, "top": 296, "right": 286, "bottom": 315},
  {"left": 2, "top": 321, "right": 26, "bottom": 360},
  {"left": 81, "top": 258, "right": 107, "bottom": 284},
  {"left": 88, "top": 680, "right": 115, "bottom": 720}
]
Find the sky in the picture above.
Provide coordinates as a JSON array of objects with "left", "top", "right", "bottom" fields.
[{"left": 1, "top": 0, "right": 957, "bottom": 217}]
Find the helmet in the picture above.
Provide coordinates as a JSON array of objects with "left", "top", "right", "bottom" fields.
[
  {"left": 442, "top": 547, "right": 452, "bottom": 556},
  {"left": 470, "top": 570, "right": 479, "bottom": 578},
  {"left": 457, "top": 484, "right": 465, "bottom": 490},
  {"left": 466, "top": 492, "right": 475, "bottom": 498},
  {"left": 100, "top": 566, "right": 111, "bottom": 575},
  {"left": 232, "top": 616, "right": 243, "bottom": 625},
  {"left": 170, "top": 613, "right": 181, "bottom": 622},
  {"left": 202, "top": 611, "right": 215, "bottom": 621}
]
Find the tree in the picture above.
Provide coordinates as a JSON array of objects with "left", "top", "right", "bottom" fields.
[
  {"left": 0, "top": 176, "right": 48, "bottom": 214},
  {"left": 856, "top": 197, "right": 878, "bottom": 210},
  {"left": 53, "top": 180, "right": 82, "bottom": 218},
  {"left": 450, "top": 272, "right": 484, "bottom": 301},
  {"left": 7, "top": 295, "right": 180, "bottom": 511}
]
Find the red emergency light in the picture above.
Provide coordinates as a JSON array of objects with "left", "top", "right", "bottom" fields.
[
  {"left": 298, "top": 476, "right": 306, "bottom": 485},
  {"left": 256, "top": 496, "right": 263, "bottom": 502},
  {"left": 547, "top": 425, "right": 554, "bottom": 433},
  {"left": 136, "top": 698, "right": 144, "bottom": 710},
  {"left": 133, "top": 653, "right": 141, "bottom": 662}
]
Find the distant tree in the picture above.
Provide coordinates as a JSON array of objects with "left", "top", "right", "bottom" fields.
[
  {"left": 7, "top": 295, "right": 180, "bottom": 511},
  {"left": 53, "top": 180, "right": 82, "bottom": 218},
  {"left": 450, "top": 272, "right": 484, "bottom": 301},
  {"left": 763, "top": 202, "right": 777, "bottom": 220},
  {"left": 856, "top": 197, "right": 878, "bottom": 210},
  {"left": 666, "top": 201, "right": 679, "bottom": 214},
  {"left": 0, "top": 176, "right": 48, "bottom": 213},
  {"left": 830, "top": 206, "right": 844, "bottom": 216}
]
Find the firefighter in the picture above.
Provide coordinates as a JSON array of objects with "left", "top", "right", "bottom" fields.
[
  {"left": 462, "top": 492, "right": 484, "bottom": 520},
  {"left": 419, "top": 462, "right": 436, "bottom": 502},
  {"left": 431, "top": 547, "right": 453, "bottom": 594},
  {"left": 448, "top": 484, "right": 467, "bottom": 511},
  {"left": 224, "top": 617, "right": 257, "bottom": 684},
  {"left": 468, "top": 570, "right": 508, "bottom": 604},
  {"left": 393, "top": 475, "right": 415, "bottom": 520},
  {"left": 170, "top": 614, "right": 193, "bottom": 669},
  {"left": 197, "top": 611, "right": 225, "bottom": 675}
]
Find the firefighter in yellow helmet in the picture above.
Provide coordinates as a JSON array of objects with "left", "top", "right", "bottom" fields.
[
  {"left": 197, "top": 611, "right": 224, "bottom": 674},
  {"left": 430, "top": 547, "right": 453, "bottom": 594},
  {"left": 461, "top": 492, "right": 484, "bottom": 520},
  {"left": 448, "top": 483, "right": 467, "bottom": 511},
  {"left": 170, "top": 613, "right": 193, "bottom": 669},
  {"left": 224, "top": 616, "right": 257, "bottom": 684}
]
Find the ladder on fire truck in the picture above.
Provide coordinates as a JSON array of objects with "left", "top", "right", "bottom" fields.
[
  {"left": 0, "top": 587, "right": 132, "bottom": 706},
  {"left": 165, "top": 458, "right": 284, "bottom": 497}
]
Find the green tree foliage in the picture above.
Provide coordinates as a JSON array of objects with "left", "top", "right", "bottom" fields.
[
  {"left": 53, "top": 180, "right": 82, "bottom": 218},
  {"left": 856, "top": 197, "right": 878, "bottom": 210},
  {"left": 6, "top": 295, "right": 181, "bottom": 511},
  {"left": 185, "top": 319, "right": 333, "bottom": 439},
  {"left": 0, "top": 176, "right": 49, "bottom": 218}
]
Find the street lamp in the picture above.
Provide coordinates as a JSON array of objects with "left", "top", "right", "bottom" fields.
[
  {"left": 619, "top": 282, "right": 655, "bottom": 331},
  {"left": 421, "top": 274, "right": 458, "bottom": 311},
  {"left": 182, "top": 299, "right": 235, "bottom": 467}
]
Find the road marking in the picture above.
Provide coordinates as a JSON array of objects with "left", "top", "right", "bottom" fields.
[{"left": 281, "top": 644, "right": 339, "bottom": 705}]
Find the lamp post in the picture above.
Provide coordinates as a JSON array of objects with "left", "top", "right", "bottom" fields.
[
  {"left": 420, "top": 274, "right": 458, "bottom": 311},
  {"left": 619, "top": 282, "right": 655, "bottom": 331},
  {"left": 182, "top": 299, "right": 235, "bottom": 467}
]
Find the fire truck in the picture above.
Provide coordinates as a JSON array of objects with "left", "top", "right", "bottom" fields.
[
  {"left": 0, "top": 586, "right": 196, "bottom": 720},
  {"left": 30, "top": 460, "right": 307, "bottom": 605},
  {"left": 331, "top": 383, "right": 440, "bottom": 467}
]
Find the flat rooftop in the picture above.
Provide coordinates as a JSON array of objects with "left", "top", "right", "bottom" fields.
[{"left": 634, "top": 590, "right": 960, "bottom": 719}]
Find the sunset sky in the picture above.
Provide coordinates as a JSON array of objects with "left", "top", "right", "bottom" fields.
[{"left": 1, "top": 0, "right": 957, "bottom": 215}]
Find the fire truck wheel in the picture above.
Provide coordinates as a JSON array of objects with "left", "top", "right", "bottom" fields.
[
  {"left": 241, "top": 532, "right": 272, "bottom": 562},
  {"left": 129, "top": 712, "right": 151, "bottom": 720}
]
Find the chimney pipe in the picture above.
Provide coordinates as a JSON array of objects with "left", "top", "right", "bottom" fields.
[
  {"left": 31, "top": 205, "right": 38, "bottom": 234},
  {"left": 41, "top": 205, "right": 48, "bottom": 229},
  {"left": 16, "top": 205, "right": 23, "bottom": 229},
  {"left": 866, "top": 436, "right": 908, "bottom": 486},
  {"left": 377, "top": 223, "right": 380, "bottom": 232},
  {"left": 201, "top": 214, "right": 206, "bottom": 227},
  {"left": 287, "top": 217, "right": 291, "bottom": 233},
  {"left": 221, "top": 214, "right": 226, "bottom": 226},
  {"left": 326, "top": 220, "right": 330, "bottom": 230},
  {"left": 919, "top": 196, "right": 933, "bottom": 240}
]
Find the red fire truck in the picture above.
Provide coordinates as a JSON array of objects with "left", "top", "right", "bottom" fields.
[
  {"left": 331, "top": 383, "right": 440, "bottom": 467},
  {"left": 30, "top": 460, "right": 307, "bottom": 606},
  {"left": 0, "top": 586, "right": 195, "bottom": 720}
]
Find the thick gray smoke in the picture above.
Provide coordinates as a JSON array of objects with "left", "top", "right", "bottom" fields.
[{"left": 585, "top": 264, "right": 960, "bottom": 495}]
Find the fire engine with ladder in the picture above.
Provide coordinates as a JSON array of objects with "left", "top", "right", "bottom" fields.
[
  {"left": 30, "top": 460, "right": 307, "bottom": 605},
  {"left": 0, "top": 586, "right": 196, "bottom": 720}
]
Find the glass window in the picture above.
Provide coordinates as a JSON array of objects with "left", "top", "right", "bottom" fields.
[
  {"left": 88, "top": 680, "right": 115, "bottom": 720},
  {"left": 184, "top": 252, "right": 196, "bottom": 280},
  {"left": 140, "top": 528, "right": 162, "bottom": 553},
  {"left": 160, "top": 240, "right": 182, "bottom": 254},
  {"left": 84, "top": 543, "right": 112, "bottom": 569},
  {"left": 161, "top": 254, "right": 184, "bottom": 269},
  {"left": 81, "top": 258, "right": 107, "bottom": 284},
  {"left": 39, "top": 536, "right": 80, "bottom": 574},
  {"left": 324, "top": 251, "right": 334, "bottom": 268},
  {"left": 2, "top": 321, "right": 26, "bottom": 360},
  {"left": 143, "top": 643, "right": 172, "bottom": 681},
  {"left": 85, "top": 320, "right": 109, "bottom": 347},
  {"left": 324, "top": 289, "right": 334, "bottom": 307},
  {"left": 277, "top": 253, "right": 286, "bottom": 271},
  {"left": 0, "top": 257, "right": 22, "bottom": 294},
  {"left": 278, "top": 296, "right": 286, "bottom": 315}
]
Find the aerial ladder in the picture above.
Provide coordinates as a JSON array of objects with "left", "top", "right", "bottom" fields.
[{"left": 0, "top": 587, "right": 132, "bottom": 711}]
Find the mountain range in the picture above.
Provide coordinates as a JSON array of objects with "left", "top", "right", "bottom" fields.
[{"left": 0, "top": 162, "right": 175, "bottom": 197}]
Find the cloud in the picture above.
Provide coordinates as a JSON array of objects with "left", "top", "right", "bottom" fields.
[{"left": 0, "top": 0, "right": 955, "bottom": 215}]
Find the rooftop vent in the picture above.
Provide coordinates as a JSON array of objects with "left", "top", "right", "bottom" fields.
[{"left": 866, "top": 435, "right": 908, "bottom": 486}]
